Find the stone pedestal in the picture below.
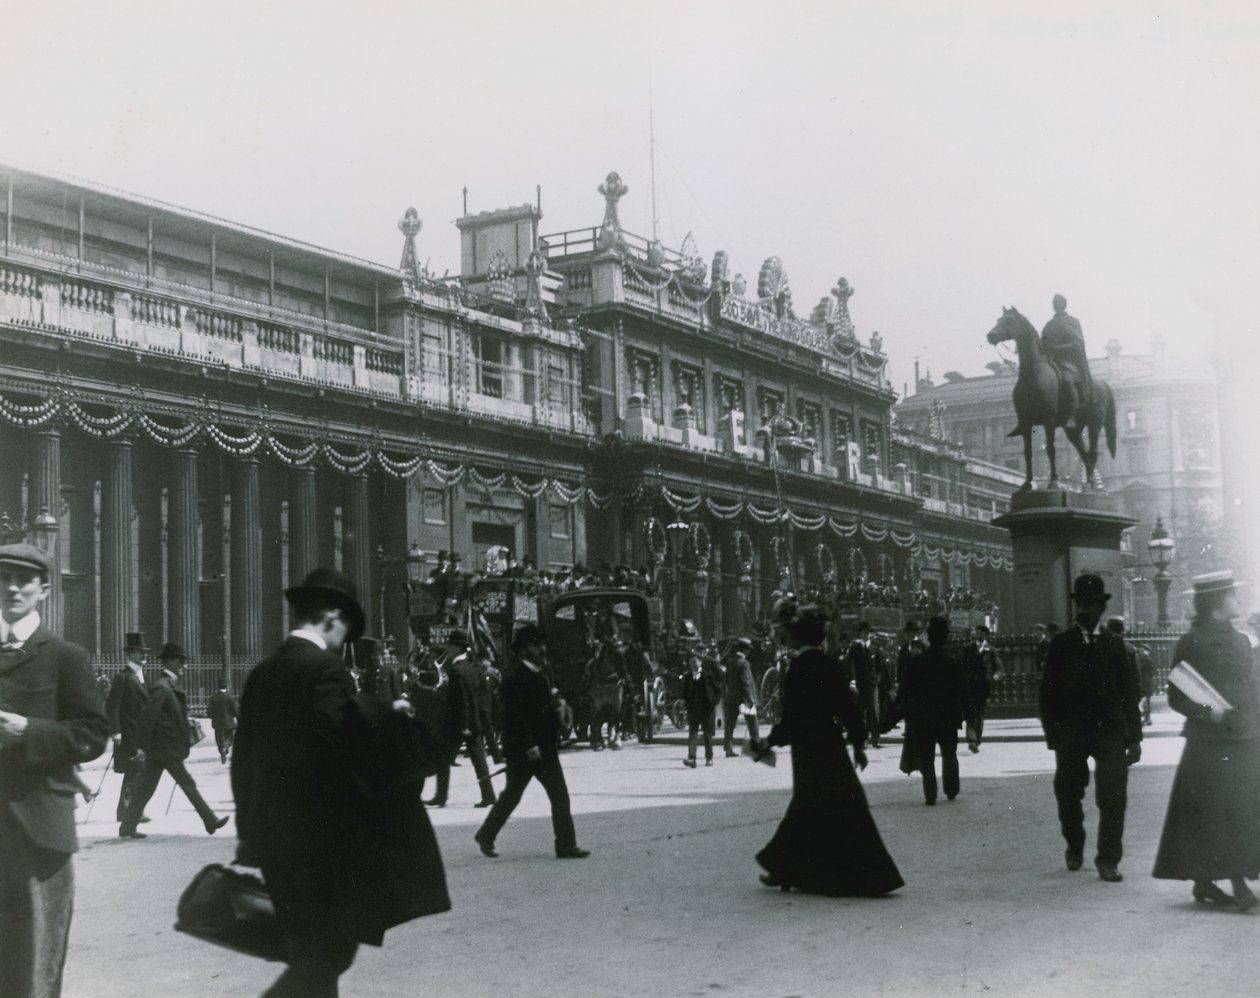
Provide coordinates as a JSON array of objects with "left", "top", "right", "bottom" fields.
[{"left": 993, "top": 490, "right": 1135, "bottom": 632}]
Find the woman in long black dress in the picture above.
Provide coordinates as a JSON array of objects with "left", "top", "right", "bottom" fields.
[
  {"left": 753, "top": 606, "right": 904, "bottom": 897},
  {"left": 1152, "top": 571, "right": 1260, "bottom": 911}
]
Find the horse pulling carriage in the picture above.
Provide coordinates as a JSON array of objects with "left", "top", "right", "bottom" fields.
[{"left": 542, "top": 588, "right": 667, "bottom": 745}]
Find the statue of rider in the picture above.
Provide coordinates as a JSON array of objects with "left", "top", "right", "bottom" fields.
[{"left": 1040, "top": 294, "right": 1093, "bottom": 425}]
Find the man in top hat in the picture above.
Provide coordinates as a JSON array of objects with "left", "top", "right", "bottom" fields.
[
  {"left": 232, "top": 567, "right": 450, "bottom": 997},
  {"left": 0, "top": 542, "right": 109, "bottom": 997},
  {"left": 1039, "top": 573, "right": 1142, "bottom": 882},
  {"left": 721, "top": 637, "right": 759, "bottom": 757},
  {"left": 119, "top": 643, "right": 229, "bottom": 838},
  {"left": 106, "top": 630, "right": 151, "bottom": 824},
  {"left": 426, "top": 629, "right": 496, "bottom": 808},
  {"left": 475, "top": 624, "right": 589, "bottom": 860}
]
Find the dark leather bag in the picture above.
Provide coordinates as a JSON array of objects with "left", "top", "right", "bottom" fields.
[{"left": 175, "top": 863, "right": 293, "bottom": 962}]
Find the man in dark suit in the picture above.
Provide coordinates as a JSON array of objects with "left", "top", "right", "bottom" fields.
[
  {"left": 426, "top": 630, "right": 496, "bottom": 808},
  {"left": 884, "top": 616, "right": 965, "bottom": 805},
  {"left": 721, "top": 637, "right": 759, "bottom": 757},
  {"left": 119, "top": 643, "right": 228, "bottom": 838},
  {"left": 0, "top": 542, "right": 110, "bottom": 998},
  {"left": 475, "top": 624, "right": 589, "bottom": 860},
  {"left": 1039, "top": 574, "right": 1143, "bottom": 883},
  {"left": 206, "top": 681, "right": 239, "bottom": 764},
  {"left": 105, "top": 631, "right": 150, "bottom": 822},
  {"left": 232, "top": 567, "right": 450, "bottom": 997},
  {"left": 960, "top": 624, "right": 1004, "bottom": 753},
  {"left": 847, "top": 621, "right": 884, "bottom": 747}
]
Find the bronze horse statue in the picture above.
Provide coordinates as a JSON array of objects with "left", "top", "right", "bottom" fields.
[{"left": 986, "top": 307, "right": 1116, "bottom": 490}]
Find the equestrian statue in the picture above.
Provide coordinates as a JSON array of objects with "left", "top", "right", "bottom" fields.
[{"left": 986, "top": 295, "right": 1116, "bottom": 491}]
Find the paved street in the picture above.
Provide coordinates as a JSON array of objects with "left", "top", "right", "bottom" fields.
[{"left": 65, "top": 714, "right": 1254, "bottom": 998}]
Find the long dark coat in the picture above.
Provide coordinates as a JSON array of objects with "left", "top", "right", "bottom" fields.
[
  {"left": 0, "top": 625, "right": 109, "bottom": 854},
  {"left": 756, "top": 647, "right": 904, "bottom": 897},
  {"left": 105, "top": 667, "right": 148, "bottom": 773},
  {"left": 232, "top": 637, "right": 450, "bottom": 947},
  {"left": 138, "top": 671, "right": 193, "bottom": 761},
  {"left": 1153, "top": 619, "right": 1260, "bottom": 881},
  {"left": 1039, "top": 626, "right": 1142, "bottom": 751}
]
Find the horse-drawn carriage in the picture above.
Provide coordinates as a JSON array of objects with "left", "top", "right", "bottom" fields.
[{"left": 542, "top": 588, "right": 666, "bottom": 744}]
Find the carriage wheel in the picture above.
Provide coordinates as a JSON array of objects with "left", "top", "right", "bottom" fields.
[
  {"left": 761, "top": 691, "right": 781, "bottom": 726},
  {"left": 759, "top": 668, "right": 781, "bottom": 714},
  {"left": 670, "top": 699, "right": 689, "bottom": 730}
]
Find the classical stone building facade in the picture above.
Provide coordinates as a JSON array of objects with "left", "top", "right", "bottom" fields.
[{"left": 0, "top": 164, "right": 1017, "bottom": 670}]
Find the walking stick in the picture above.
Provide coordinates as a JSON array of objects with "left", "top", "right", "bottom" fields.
[
  {"left": 80, "top": 744, "right": 115, "bottom": 825},
  {"left": 165, "top": 776, "right": 178, "bottom": 816}
]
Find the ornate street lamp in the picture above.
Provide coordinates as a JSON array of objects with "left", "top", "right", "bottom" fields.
[
  {"left": 692, "top": 566, "right": 710, "bottom": 604},
  {"left": 1147, "top": 516, "right": 1175, "bottom": 626}
]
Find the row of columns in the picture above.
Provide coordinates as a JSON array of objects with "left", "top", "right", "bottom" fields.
[{"left": 28, "top": 429, "right": 375, "bottom": 658}]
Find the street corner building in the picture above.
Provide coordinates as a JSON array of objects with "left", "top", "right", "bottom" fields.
[{"left": 0, "top": 163, "right": 1019, "bottom": 705}]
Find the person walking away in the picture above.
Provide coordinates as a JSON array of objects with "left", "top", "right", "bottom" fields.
[
  {"left": 751, "top": 605, "right": 903, "bottom": 896},
  {"left": 118, "top": 643, "right": 229, "bottom": 838},
  {"left": 475, "top": 624, "right": 589, "bottom": 860},
  {"left": 427, "top": 630, "right": 495, "bottom": 808},
  {"left": 847, "top": 621, "right": 884, "bottom": 747},
  {"left": 682, "top": 653, "right": 721, "bottom": 767},
  {"left": 960, "top": 624, "right": 1003, "bottom": 753},
  {"left": 1039, "top": 573, "right": 1142, "bottom": 883},
  {"left": 207, "top": 681, "right": 239, "bottom": 764},
  {"left": 232, "top": 567, "right": 449, "bottom": 997},
  {"left": 105, "top": 631, "right": 150, "bottom": 823},
  {"left": 721, "top": 638, "right": 759, "bottom": 757},
  {"left": 475, "top": 653, "right": 503, "bottom": 764},
  {"left": 1153, "top": 571, "right": 1260, "bottom": 911},
  {"left": 0, "top": 543, "right": 110, "bottom": 998},
  {"left": 885, "top": 616, "right": 965, "bottom": 804}
]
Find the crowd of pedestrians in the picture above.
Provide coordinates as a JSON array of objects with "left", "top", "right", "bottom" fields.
[{"left": 4, "top": 533, "right": 1259, "bottom": 998}]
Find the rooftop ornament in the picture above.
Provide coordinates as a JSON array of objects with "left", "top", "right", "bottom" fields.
[
  {"left": 597, "top": 171, "right": 628, "bottom": 252},
  {"left": 398, "top": 207, "right": 426, "bottom": 285}
]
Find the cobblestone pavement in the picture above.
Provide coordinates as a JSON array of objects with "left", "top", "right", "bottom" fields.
[{"left": 64, "top": 710, "right": 1252, "bottom": 998}]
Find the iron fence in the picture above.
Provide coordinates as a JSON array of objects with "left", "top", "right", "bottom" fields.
[
  {"left": 89, "top": 654, "right": 257, "bottom": 715},
  {"left": 975, "top": 624, "right": 1188, "bottom": 718}
]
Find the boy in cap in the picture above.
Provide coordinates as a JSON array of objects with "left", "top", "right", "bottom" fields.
[
  {"left": 1039, "top": 573, "right": 1142, "bottom": 883},
  {"left": 0, "top": 543, "right": 109, "bottom": 996}
]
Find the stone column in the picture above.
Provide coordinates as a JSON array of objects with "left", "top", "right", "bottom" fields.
[
  {"left": 345, "top": 475, "right": 373, "bottom": 632},
  {"left": 35, "top": 429, "right": 62, "bottom": 635},
  {"left": 231, "top": 457, "right": 263, "bottom": 657},
  {"left": 169, "top": 448, "right": 200, "bottom": 656},
  {"left": 291, "top": 466, "right": 318, "bottom": 584},
  {"left": 101, "top": 440, "right": 134, "bottom": 657}
]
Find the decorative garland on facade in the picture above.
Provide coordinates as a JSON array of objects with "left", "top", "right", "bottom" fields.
[{"left": 0, "top": 387, "right": 1014, "bottom": 569}]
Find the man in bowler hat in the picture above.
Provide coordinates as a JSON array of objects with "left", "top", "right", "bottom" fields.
[
  {"left": 475, "top": 624, "right": 589, "bottom": 860},
  {"left": 1039, "top": 573, "right": 1143, "bottom": 882},
  {"left": 106, "top": 631, "right": 151, "bottom": 822},
  {"left": 721, "top": 637, "right": 759, "bottom": 757},
  {"left": 118, "top": 643, "right": 229, "bottom": 838},
  {"left": 0, "top": 543, "right": 109, "bottom": 997},
  {"left": 232, "top": 567, "right": 450, "bottom": 997}
]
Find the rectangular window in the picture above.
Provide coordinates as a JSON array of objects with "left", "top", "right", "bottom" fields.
[
  {"left": 831, "top": 412, "right": 852, "bottom": 466},
  {"left": 477, "top": 333, "right": 504, "bottom": 398},
  {"left": 548, "top": 362, "right": 568, "bottom": 407},
  {"left": 422, "top": 488, "right": 447, "bottom": 525}
]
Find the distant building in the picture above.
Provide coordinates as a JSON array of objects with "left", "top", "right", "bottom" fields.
[{"left": 896, "top": 339, "right": 1225, "bottom": 623}]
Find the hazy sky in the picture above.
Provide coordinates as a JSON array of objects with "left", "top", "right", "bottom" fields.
[{"left": 3, "top": 0, "right": 1259, "bottom": 397}]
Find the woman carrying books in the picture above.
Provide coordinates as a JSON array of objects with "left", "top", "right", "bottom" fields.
[{"left": 1153, "top": 571, "right": 1260, "bottom": 911}]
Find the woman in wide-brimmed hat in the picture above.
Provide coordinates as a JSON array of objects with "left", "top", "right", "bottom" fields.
[{"left": 1152, "top": 571, "right": 1260, "bottom": 911}]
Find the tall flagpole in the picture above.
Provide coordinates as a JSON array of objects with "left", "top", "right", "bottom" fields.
[{"left": 649, "top": 70, "right": 659, "bottom": 243}]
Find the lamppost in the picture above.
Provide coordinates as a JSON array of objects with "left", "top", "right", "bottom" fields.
[
  {"left": 666, "top": 518, "right": 690, "bottom": 633},
  {"left": 1147, "top": 516, "right": 1175, "bottom": 626},
  {"left": 737, "top": 566, "right": 754, "bottom": 631}
]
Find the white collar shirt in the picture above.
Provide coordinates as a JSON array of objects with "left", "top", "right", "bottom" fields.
[{"left": 0, "top": 611, "right": 40, "bottom": 647}]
